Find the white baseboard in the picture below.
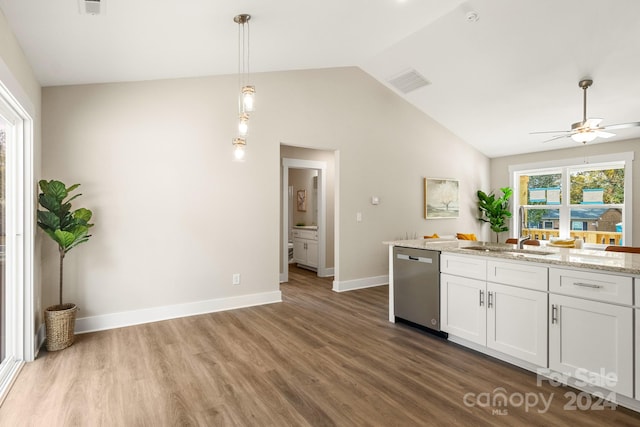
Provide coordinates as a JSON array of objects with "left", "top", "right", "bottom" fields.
[
  {"left": 332, "top": 275, "right": 388, "bottom": 292},
  {"left": 74, "top": 290, "right": 282, "bottom": 334},
  {"left": 34, "top": 323, "right": 46, "bottom": 357},
  {"left": 318, "top": 267, "right": 335, "bottom": 278}
]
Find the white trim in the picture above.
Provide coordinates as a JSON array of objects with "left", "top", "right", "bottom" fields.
[
  {"left": 281, "top": 157, "right": 328, "bottom": 283},
  {"left": 317, "top": 267, "right": 334, "bottom": 278},
  {"left": 332, "top": 275, "right": 388, "bottom": 293},
  {"left": 0, "top": 76, "right": 35, "bottom": 405},
  {"left": 35, "top": 324, "right": 46, "bottom": 356},
  {"left": 75, "top": 291, "right": 282, "bottom": 334}
]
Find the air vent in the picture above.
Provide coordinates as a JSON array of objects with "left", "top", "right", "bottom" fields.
[
  {"left": 388, "top": 69, "right": 431, "bottom": 94},
  {"left": 78, "top": 0, "right": 104, "bottom": 15}
]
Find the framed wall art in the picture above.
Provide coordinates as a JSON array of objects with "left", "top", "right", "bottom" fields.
[
  {"left": 424, "top": 178, "right": 459, "bottom": 219},
  {"left": 296, "top": 189, "right": 307, "bottom": 212}
]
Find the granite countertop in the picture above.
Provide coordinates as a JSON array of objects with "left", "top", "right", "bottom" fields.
[{"left": 384, "top": 239, "right": 640, "bottom": 275}]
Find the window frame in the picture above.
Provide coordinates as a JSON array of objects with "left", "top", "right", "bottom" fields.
[{"left": 509, "top": 152, "right": 634, "bottom": 247}]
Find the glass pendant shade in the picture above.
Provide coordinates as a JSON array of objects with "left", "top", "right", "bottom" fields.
[
  {"left": 232, "top": 137, "right": 246, "bottom": 161},
  {"left": 238, "top": 113, "right": 249, "bottom": 136},
  {"left": 242, "top": 85, "right": 255, "bottom": 112}
]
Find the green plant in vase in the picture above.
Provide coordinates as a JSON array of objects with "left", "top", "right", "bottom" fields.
[{"left": 37, "top": 179, "right": 94, "bottom": 351}]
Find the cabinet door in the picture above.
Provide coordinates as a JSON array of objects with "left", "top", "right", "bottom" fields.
[
  {"left": 441, "top": 273, "right": 486, "bottom": 345},
  {"left": 549, "top": 294, "right": 633, "bottom": 397},
  {"left": 636, "top": 309, "right": 640, "bottom": 401},
  {"left": 487, "top": 283, "right": 547, "bottom": 367},
  {"left": 306, "top": 240, "right": 318, "bottom": 268},
  {"left": 292, "top": 239, "right": 307, "bottom": 264}
]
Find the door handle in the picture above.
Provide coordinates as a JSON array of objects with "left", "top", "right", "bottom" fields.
[
  {"left": 479, "top": 290, "right": 484, "bottom": 306},
  {"left": 487, "top": 291, "right": 493, "bottom": 308},
  {"left": 551, "top": 304, "right": 558, "bottom": 324}
]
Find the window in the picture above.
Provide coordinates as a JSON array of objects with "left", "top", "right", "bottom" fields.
[{"left": 510, "top": 153, "right": 633, "bottom": 246}]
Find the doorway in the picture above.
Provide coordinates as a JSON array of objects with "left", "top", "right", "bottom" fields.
[{"left": 281, "top": 158, "right": 326, "bottom": 283}]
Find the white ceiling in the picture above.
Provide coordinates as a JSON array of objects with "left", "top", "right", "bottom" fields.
[{"left": 2, "top": 0, "right": 640, "bottom": 158}]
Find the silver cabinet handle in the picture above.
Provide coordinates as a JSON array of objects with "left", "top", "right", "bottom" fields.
[
  {"left": 551, "top": 304, "right": 558, "bottom": 324},
  {"left": 479, "top": 290, "right": 484, "bottom": 307},
  {"left": 487, "top": 291, "right": 493, "bottom": 308},
  {"left": 573, "top": 282, "right": 603, "bottom": 289}
]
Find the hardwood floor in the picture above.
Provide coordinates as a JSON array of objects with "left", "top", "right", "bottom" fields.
[{"left": 1, "top": 265, "right": 639, "bottom": 426}]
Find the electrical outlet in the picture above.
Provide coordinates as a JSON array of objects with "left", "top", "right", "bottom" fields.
[{"left": 232, "top": 273, "right": 241, "bottom": 285}]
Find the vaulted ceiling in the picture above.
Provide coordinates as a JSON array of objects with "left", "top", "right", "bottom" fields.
[{"left": 2, "top": 0, "right": 640, "bottom": 158}]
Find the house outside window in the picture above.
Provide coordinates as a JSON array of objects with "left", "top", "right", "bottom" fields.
[{"left": 509, "top": 152, "right": 633, "bottom": 247}]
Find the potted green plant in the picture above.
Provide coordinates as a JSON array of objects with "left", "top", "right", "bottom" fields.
[
  {"left": 37, "top": 180, "right": 94, "bottom": 351},
  {"left": 477, "top": 187, "right": 513, "bottom": 243}
]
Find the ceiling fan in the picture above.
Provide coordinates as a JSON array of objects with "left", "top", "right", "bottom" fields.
[{"left": 531, "top": 79, "right": 640, "bottom": 143}]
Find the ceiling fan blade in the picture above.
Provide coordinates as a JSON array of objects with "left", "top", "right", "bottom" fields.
[
  {"left": 584, "top": 117, "right": 603, "bottom": 129},
  {"left": 594, "top": 130, "right": 615, "bottom": 138},
  {"left": 542, "top": 133, "right": 571, "bottom": 143},
  {"left": 530, "top": 130, "right": 570, "bottom": 135},
  {"left": 602, "top": 121, "right": 640, "bottom": 131}
]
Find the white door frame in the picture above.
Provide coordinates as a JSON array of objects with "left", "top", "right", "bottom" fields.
[
  {"left": 0, "top": 76, "right": 35, "bottom": 403},
  {"left": 281, "top": 158, "right": 327, "bottom": 283}
]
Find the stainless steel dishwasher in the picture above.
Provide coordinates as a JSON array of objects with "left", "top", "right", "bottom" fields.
[{"left": 393, "top": 246, "right": 445, "bottom": 335}]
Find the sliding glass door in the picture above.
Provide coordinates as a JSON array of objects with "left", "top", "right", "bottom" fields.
[{"left": 0, "top": 85, "right": 34, "bottom": 400}]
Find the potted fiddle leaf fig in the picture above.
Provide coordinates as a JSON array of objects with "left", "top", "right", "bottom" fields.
[
  {"left": 37, "top": 180, "right": 94, "bottom": 351},
  {"left": 477, "top": 187, "right": 513, "bottom": 243}
]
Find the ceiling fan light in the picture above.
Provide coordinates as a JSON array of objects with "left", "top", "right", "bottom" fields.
[{"left": 571, "top": 131, "right": 597, "bottom": 143}]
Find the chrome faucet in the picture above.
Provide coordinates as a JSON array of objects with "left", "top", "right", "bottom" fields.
[{"left": 517, "top": 235, "right": 531, "bottom": 249}]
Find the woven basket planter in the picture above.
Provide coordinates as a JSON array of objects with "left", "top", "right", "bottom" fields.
[{"left": 45, "top": 303, "right": 78, "bottom": 351}]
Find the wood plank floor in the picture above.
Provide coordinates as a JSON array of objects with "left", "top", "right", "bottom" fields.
[{"left": 1, "top": 265, "right": 639, "bottom": 426}]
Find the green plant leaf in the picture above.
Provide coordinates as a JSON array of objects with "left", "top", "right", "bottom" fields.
[
  {"left": 46, "top": 180, "right": 68, "bottom": 202},
  {"left": 37, "top": 210, "right": 61, "bottom": 230},
  {"left": 73, "top": 208, "right": 93, "bottom": 223},
  {"left": 53, "top": 230, "right": 76, "bottom": 249}
]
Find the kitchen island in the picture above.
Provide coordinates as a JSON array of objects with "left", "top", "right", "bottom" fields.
[{"left": 386, "top": 239, "right": 640, "bottom": 412}]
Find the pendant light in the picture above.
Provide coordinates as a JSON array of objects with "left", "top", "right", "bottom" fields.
[{"left": 232, "top": 13, "right": 255, "bottom": 160}]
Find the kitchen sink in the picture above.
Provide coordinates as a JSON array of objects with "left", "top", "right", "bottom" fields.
[{"left": 463, "top": 246, "right": 555, "bottom": 256}]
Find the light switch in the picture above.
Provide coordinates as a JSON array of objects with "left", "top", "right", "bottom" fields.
[
  {"left": 356, "top": 212, "right": 362, "bottom": 222},
  {"left": 371, "top": 196, "right": 380, "bottom": 205}
]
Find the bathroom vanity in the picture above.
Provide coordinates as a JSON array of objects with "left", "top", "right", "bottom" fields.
[{"left": 292, "top": 226, "right": 318, "bottom": 269}]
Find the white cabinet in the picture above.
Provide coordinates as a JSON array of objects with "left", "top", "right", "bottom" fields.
[
  {"left": 548, "top": 267, "right": 634, "bottom": 398},
  {"left": 636, "top": 308, "right": 640, "bottom": 401},
  {"left": 487, "top": 282, "right": 548, "bottom": 367},
  {"left": 292, "top": 228, "right": 318, "bottom": 268},
  {"left": 441, "top": 273, "right": 486, "bottom": 345},
  {"left": 441, "top": 257, "right": 548, "bottom": 367}
]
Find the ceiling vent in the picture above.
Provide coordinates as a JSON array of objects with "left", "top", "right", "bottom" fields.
[
  {"left": 78, "top": 0, "right": 104, "bottom": 15},
  {"left": 388, "top": 69, "right": 431, "bottom": 94}
]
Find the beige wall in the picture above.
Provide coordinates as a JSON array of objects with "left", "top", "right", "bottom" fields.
[
  {"left": 490, "top": 139, "right": 638, "bottom": 244},
  {"left": 0, "top": 10, "right": 42, "bottom": 337},
  {"left": 41, "top": 66, "right": 490, "bottom": 319}
]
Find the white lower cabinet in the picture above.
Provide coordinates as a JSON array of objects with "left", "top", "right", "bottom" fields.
[
  {"left": 441, "top": 273, "right": 486, "bottom": 345},
  {"left": 487, "top": 282, "right": 548, "bottom": 367},
  {"left": 636, "top": 308, "right": 640, "bottom": 401},
  {"left": 549, "top": 294, "right": 633, "bottom": 398},
  {"left": 292, "top": 228, "right": 318, "bottom": 268},
  {"left": 441, "top": 273, "right": 547, "bottom": 366}
]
